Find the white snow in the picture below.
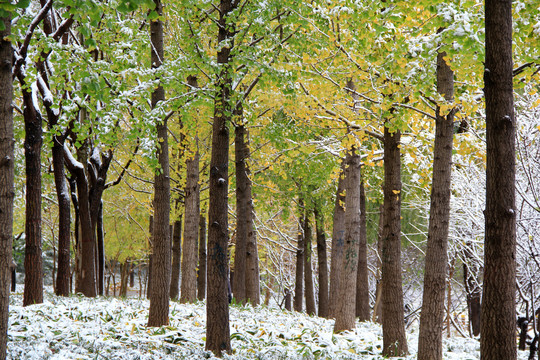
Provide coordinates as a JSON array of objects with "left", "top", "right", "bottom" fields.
[
  {"left": 5, "top": 288, "right": 531, "bottom": 359},
  {"left": 63, "top": 143, "right": 84, "bottom": 171}
]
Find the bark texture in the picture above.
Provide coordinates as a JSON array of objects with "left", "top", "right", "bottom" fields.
[
  {"left": 0, "top": 16, "right": 14, "bottom": 359},
  {"left": 233, "top": 125, "right": 248, "bottom": 303},
  {"left": 181, "top": 151, "right": 200, "bottom": 303},
  {"left": 329, "top": 160, "right": 347, "bottom": 317},
  {"left": 314, "top": 205, "right": 329, "bottom": 318},
  {"left": 197, "top": 214, "right": 207, "bottom": 301},
  {"left": 356, "top": 179, "right": 370, "bottom": 321},
  {"left": 417, "top": 51, "right": 455, "bottom": 360},
  {"left": 481, "top": 0, "right": 516, "bottom": 358},
  {"left": 303, "top": 214, "right": 316, "bottom": 316},
  {"left": 334, "top": 149, "right": 361, "bottom": 332},
  {"left": 170, "top": 217, "right": 181, "bottom": 300},
  {"left": 148, "top": 0, "right": 171, "bottom": 327},
  {"left": 381, "top": 128, "right": 408, "bottom": 356},
  {"left": 205, "top": 0, "right": 234, "bottom": 354},
  {"left": 293, "top": 215, "right": 304, "bottom": 313}
]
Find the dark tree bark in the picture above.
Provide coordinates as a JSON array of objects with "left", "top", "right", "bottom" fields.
[
  {"left": 381, "top": 127, "right": 408, "bottom": 356},
  {"left": 334, "top": 148, "right": 361, "bottom": 332},
  {"left": 205, "top": 0, "right": 235, "bottom": 354},
  {"left": 181, "top": 150, "right": 200, "bottom": 303},
  {"left": 463, "top": 241, "right": 481, "bottom": 336},
  {"left": 233, "top": 125, "right": 248, "bottom": 304},
  {"left": 197, "top": 213, "right": 207, "bottom": 301},
  {"left": 96, "top": 201, "right": 105, "bottom": 295},
  {"left": 481, "top": 0, "right": 516, "bottom": 358},
  {"left": 314, "top": 204, "right": 329, "bottom": 318},
  {"left": 148, "top": 0, "right": 171, "bottom": 327},
  {"left": 329, "top": 159, "right": 346, "bottom": 317},
  {"left": 356, "top": 179, "right": 370, "bottom": 321},
  {"left": 372, "top": 204, "right": 384, "bottom": 324},
  {"left": 21, "top": 76, "right": 44, "bottom": 307},
  {"left": 64, "top": 145, "right": 97, "bottom": 297},
  {"left": 170, "top": 217, "right": 181, "bottom": 300},
  {"left": 418, "top": 51, "right": 456, "bottom": 360},
  {"left": 293, "top": 208, "right": 304, "bottom": 313},
  {"left": 0, "top": 15, "right": 14, "bottom": 359},
  {"left": 303, "top": 214, "right": 316, "bottom": 316}
]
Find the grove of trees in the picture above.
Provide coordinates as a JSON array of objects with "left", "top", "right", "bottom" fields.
[{"left": 1, "top": 0, "right": 539, "bottom": 359}]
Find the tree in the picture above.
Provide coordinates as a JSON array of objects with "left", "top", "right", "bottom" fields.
[
  {"left": 293, "top": 203, "right": 304, "bottom": 313},
  {"left": 303, "top": 212, "right": 316, "bottom": 316},
  {"left": 334, "top": 147, "right": 361, "bottom": 332},
  {"left": 314, "top": 202, "right": 329, "bottom": 318},
  {"left": 381, "top": 127, "right": 408, "bottom": 357},
  {"left": 418, "top": 51, "right": 456, "bottom": 360},
  {"left": 198, "top": 213, "right": 207, "bottom": 301},
  {"left": 356, "top": 179, "right": 369, "bottom": 321},
  {"left": 180, "top": 148, "right": 200, "bottom": 303},
  {"left": 481, "top": 0, "right": 516, "bottom": 358},
  {"left": 329, "top": 160, "right": 346, "bottom": 317},
  {"left": 148, "top": 0, "right": 171, "bottom": 327},
  {"left": 0, "top": 13, "right": 14, "bottom": 360},
  {"left": 205, "top": 0, "right": 235, "bottom": 354}
]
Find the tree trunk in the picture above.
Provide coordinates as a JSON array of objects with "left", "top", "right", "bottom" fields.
[
  {"left": 181, "top": 151, "right": 200, "bottom": 303},
  {"left": 198, "top": 213, "right": 207, "bottom": 301},
  {"left": 372, "top": 204, "right": 384, "bottom": 324},
  {"left": 64, "top": 145, "right": 97, "bottom": 297},
  {"left": 170, "top": 217, "right": 181, "bottom": 300},
  {"left": 233, "top": 125, "right": 248, "bottom": 304},
  {"left": 146, "top": 216, "right": 153, "bottom": 300},
  {"left": 206, "top": 0, "right": 235, "bottom": 354},
  {"left": 463, "top": 241, "right": 481, "bottom": 336},
  {"left": 314, "top": 204, "right": 329, "bottom": 318},
  {"left": 148, "top": 0, "right": 171, "bottom": 327},
  {"left": 417, "top": 51, "right": 455, "bottom": 360},
  {"left": 381, "top": 127, "right": 408, "bottom": 356},
  {"left": 304, "top": 214, "right": 316, "bottom": 316},
  {"left": 22, "top": 78, "right": 44, "bottom": 307},
  {"left": 334, "top": 148, "right": 361, "bottom": 332},
  {"left": 0, "top": 15, "right": 14, "bottom": 359},
  {"left": 96, "top": 202, "right": 105, "bottom": 296},
  {"left": 329, "top": 159, "right": 347, "bottom": 317},
  {"left": 481, "top": 0, "right": 516, "bottom": 358},
  {"left": 356, "top": 179, "right": 370, "bottom": 321},
  {"left": 293, "top": 213, "right": 304, "bottom": 313}
]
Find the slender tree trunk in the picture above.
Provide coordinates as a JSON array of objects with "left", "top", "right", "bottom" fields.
[
  {"left": 293, "top": 212, "right": 304, "bottom": 313},
  {"left": 356, "top": 179, "right": 370, "bottom": 321},
  {"left": 233, "top": 125, "right": 248, "bottom": 304},
  {"left": 146, "top": 216, "right": 153, "bottom": 300},
  {"left": 417, "top": 51, "right": 455, "bottom": 360},
  {"left": 96, "top": 202, "right": 105, "bottom": 296},
  {"left": 22, "top": 81, "right": 44, "bottom": 307},
  {"left": 206, "top": 0, "right": 235, "bottom": 354},
  {"left": 148, "top": 0, "right": 171, "bottom": 327},
  {"left": 181, "top": 150, "right": 200, "bottom": 303},
  {"left": 463, "top": 241, "right": 481, "bottom": 336},
  {"left": 198, "top": 213, "right": 207, "bottom": 301},
  {"left": 381, "top": 127, "right": 408, "bottom": 356},
  {"left": 0, "top": 16, "right": 14, "bottom": 359},
  {"left": 304, "top": 214, "right": 316, "bottom": 316},
  {"left": 372, "top": 204, "right": 384, "bottom": 324},
  {"left": 334, "top": 148, "right": 361, "bottom": 332},
  {"left": 170, "top": 216, "right": 181, "bottom": 300},
  {"left": 481, "top": 0, "right": 516, "bottom": 358},
  {"left": 314, "top": 205, "right": 329, "bottom": 318},
  {"left": 329, "top": 159, "right": 347, "bottom": 317}
]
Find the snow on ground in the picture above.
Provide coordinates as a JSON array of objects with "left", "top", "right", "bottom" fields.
[{"left": 6, "top": 289, "right": 528, "bottom": 359}]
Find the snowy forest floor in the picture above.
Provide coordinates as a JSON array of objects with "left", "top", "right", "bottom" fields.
[{"left": 7, "top": 288, "right": 529, "bottom": 359}]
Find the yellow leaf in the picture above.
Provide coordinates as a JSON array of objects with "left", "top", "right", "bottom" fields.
[{"left": 392, "top": 190, "right": 400, "bottom": 194}]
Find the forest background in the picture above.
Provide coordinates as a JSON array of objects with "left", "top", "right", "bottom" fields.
[{"left": 0, "top": 0, "right": 539, "bottom": 359}]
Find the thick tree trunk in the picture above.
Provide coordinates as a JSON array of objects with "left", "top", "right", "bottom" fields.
[
  {"left": 293, "top": 215, "right": 304, "bottom": 313},
  {"left": 356, "top": 179, "right": 370, "bottom": 321},
  {"left": 233, "top": 125, "right": 248, "bottom": 304},
  {"left": 198, "top": 213, "right": 207, "bottom": 301},
  {"left": 329, "top": 159, "right": 347, "bottom": 317},
  {"left": 481, "top": 1, "right": 516, "bottom": 358},
  {"left": 334, "top": 148, "right": 361, "bottom": 332},
  {"left": 170, "top": 217, "right": 181, "bottom": 300},
  {"left": 148, "top": 0, "right": 171, "bottom": 327},
  {"left": 206, "top": 0, "right": 234, "bottom": 354},
  {"left": 314, "top": 205, "right": 329, "bottom": 318},
  {"left": 0, "top": 16, "right": 14, "bottom": 359},
  {"left": 381, "top": 127, "right": 408, "bottom": 356},
  {"left": 181, "top": 151, "right": 200, "bottom": 303},
  {"left": 417, "top": 51, "right": 455, "bottom": 360},
  {"left": 304, "top": 214, "right": 316, "bottom": 316}
]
